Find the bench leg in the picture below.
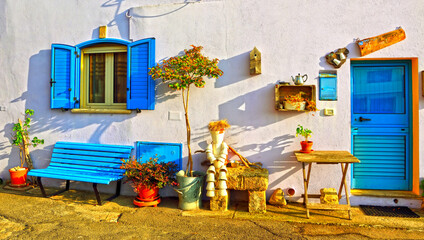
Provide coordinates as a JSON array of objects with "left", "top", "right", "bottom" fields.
[
  {"left": 93, "top": 183, "right": 102, "bottom": 205},
  {"left": 105, "top": 180, "right": 121, "bottom": 202},
  {"left": 37, "top": 177, "right": 47, "bottom": 197},
  {"left": 38, "top": 178, "right": 70, "bottom": 197}
]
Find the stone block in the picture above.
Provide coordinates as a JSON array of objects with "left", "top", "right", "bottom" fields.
[
  {"left": 210, "top": 191, "right": 229, "bottom": 211},
  {"left": 269, "top": 188, "right": 287, "bottom": 206},
  {"left": 227, "top": 167, "right": 268, "bottom": 191},
  {"left": 248, "top": 190, "right": 266, "bottom": 213},
  {"left": 320, "top": 188, "right": 339, "bottom": 204}
]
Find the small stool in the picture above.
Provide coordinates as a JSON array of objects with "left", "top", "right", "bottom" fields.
[{"left": 210, "top": 166, "right": 269, "bottom": 213}]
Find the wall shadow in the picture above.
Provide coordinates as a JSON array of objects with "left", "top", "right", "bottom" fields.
[
  {"left": 215, "top": 51, "right": 251, "bottom": 88},
  {"left": 101, "top": 0, "right": 128, "bottom": 40},
  {"left": 218, "top": 83, "right": 304, "bottom": 129}
]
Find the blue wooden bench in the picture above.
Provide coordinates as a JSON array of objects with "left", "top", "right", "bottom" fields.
[{"left": 28, "top": 142, "right": 133, "bottom": 205}]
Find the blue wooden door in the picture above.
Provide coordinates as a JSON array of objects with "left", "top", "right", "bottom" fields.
[{"left": 351, "top": 61, "right": 411, "bottom": 190}]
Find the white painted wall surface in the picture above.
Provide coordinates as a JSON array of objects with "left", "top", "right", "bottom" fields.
[{"left": 0, "top": 0, "right": 423, "bottom": 207}]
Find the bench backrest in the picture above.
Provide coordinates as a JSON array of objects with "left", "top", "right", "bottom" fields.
[{"left": 49, "top": 142, "right": 133, "bottom": 175}]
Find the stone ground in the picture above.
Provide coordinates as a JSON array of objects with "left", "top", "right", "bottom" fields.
[{"left": 0, "top": 184, "right": 423, "bottom": 240}]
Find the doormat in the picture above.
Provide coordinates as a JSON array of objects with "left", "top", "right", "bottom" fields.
[{"left": 360, "top": 205, "right": 420, "bottom": 218}]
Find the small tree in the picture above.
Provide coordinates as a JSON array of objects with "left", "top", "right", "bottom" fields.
[
  {"left": 149, "top": 45, "right": 223, "bottom": 176},
  {"left": 11, "top": 109, "right": 44, "bottom": 170}
]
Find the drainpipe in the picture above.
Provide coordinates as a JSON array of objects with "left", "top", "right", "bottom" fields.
[{"left": 126, "top": 9, "right": 133, "bottom": 42}]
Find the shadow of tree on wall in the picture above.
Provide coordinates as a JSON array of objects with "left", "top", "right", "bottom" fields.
[{"left": 215, "top": 51, "right": 251, "bottom": 88}]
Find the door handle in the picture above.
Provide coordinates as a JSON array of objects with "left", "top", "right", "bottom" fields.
[{"left": 359, "top": 117, "right": 371, "bottom": 122}]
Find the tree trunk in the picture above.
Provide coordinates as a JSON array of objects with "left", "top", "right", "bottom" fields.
[{"left": 18, "top": 119, "right": 37, "bottom": 185}]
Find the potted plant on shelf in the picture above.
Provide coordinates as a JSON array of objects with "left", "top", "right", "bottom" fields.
[
  {"left": 121, "top": 157, "right": 178, "bottom": 207},
  {"left": 10, "top": 109, "right": 44, "bottom": 187},
  {"left": 149, "top": 45, "right": 223, "bottom": 210},
  {"left": 296, "top": 124, "right": 313, "bottom": 153},
  {"left": 283, "top": 92, "right": 317, "bottom": 112}
]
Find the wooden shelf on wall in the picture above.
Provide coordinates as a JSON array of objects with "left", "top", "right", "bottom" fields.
[{"left": 274, "top": 84, "right": 316, "bottom": 111}]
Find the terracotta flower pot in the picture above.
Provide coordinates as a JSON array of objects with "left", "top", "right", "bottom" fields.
[
  {"left": 300, "top": 141, "right": 313, "bottom": 153},
  {"left": 137, "top": 185, "right": 159, "bottom": 201},
  {"left": 9, "top": 167, "right": 28, "bottom": 187}
]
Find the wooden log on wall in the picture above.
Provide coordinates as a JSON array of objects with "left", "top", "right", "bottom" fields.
[{"left": 356, "top": 28, "right": 406, "bottom": 56}]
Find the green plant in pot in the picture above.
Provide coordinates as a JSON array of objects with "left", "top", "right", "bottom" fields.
[
  {"left": 121, "top": 156, "right": 178, "bottom": 207},
  {"left": 149, "top": 45, "right": 223, "bottom": 210},
  {"left": 10, "top": 109, "right": 44, "bottom": 186},
  {"left": 296, "top": 124, "right": 313, "bottom": 153}
]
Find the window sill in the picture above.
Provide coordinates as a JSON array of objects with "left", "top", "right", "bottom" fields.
[
  {"left": 71, "top": 109, "right": 132, "bottom": 114},
  {"left": 351, "top": 189, "right": 422, "bottom": 199}
]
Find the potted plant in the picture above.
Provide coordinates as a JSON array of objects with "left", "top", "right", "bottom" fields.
[
  {"left": 149, "top": 45, "right": 223, "bottom": 210},
  {"left": 10, "top": 109, "right": 44, "bottom": 187},
  {"left": 296, "top": 124, "right": 313, "bottom": 153},
  {"left": 121, "top": 157, "right": 178, "bottom": 207},
  {"left": 283, "top": 92, "right": 317, "bottom": 112}
]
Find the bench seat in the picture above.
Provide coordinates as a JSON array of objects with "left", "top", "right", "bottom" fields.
[{"left": 28, "top": 141, "right": 133, "bottom": 205}]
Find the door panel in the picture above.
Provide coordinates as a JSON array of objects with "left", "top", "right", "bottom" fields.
[
  {"left": 351, "top": 61, "right": 411, "bottom": 191},
  {"left": 352, "top": 65, "right": 408, "bottom": 127}
]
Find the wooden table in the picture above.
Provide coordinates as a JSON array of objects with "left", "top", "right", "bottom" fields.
[{"left": 295, "top": 151, "right": 360, "bottom": 220}]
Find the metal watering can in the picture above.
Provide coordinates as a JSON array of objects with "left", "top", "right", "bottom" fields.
[{"left": 291, "top": 73, "right": 308, "bottom": 85}]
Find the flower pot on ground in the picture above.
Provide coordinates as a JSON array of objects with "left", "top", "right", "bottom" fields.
[
  {"left": 296, "top": 124, "right": 313, "bottom": 153},
  {"left": 9, "top": 167, "right": 28, "bottom": 187},
  {"left": 121, "top": 157, "right": 178, "bottom": 207},
  {"left": 9, "top": 109, "right": 44, "bottom": 187}
]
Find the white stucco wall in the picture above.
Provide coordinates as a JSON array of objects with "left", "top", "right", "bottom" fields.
[{"left": 0, "top": 0, "right": 423, "bottom": 206}]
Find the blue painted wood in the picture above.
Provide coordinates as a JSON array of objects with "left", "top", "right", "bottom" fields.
[
  {"left": 53, "top": 148, "right": 130, "bottom": 159},
  {"left": 51, "top": 44, "right": 76, "bottom": 109},
  {"left": 319, "top": 73, "right": 337, "bottom": 100},
  {"left": 28, "top": 142, "right": 133, "bottom": 185},
  {"left": 127, "top": 38, "right": 155, "bottom": 110},
  {"left": 351, "top": 60, "right": 411, "bottom": 191},
  {"left": 136, "top": 141, "right": 182, "bottom": 170},
  {"left": 52, "top": 153, "right": 123, "bottom": 164},
  {"left": 76, "top": 38, "right": 131, "bottom": 49}
]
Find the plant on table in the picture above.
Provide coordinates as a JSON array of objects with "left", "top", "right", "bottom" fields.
[
  {"left": 149, "top": 45, "right": 223, "bottom": 177},
  {"left": 296, "top": 124, "right": 313, "bottom": 153},
  {"left": 10, "top": 109, "right": 44, "bottom": 185}
]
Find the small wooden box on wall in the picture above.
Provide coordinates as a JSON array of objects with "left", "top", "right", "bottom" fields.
[
  {"left": 250, "top": 47, "right": 261, "bottom": 75},
  {"left": 274, "top": 85, "right": 316, "bottom": 111}
]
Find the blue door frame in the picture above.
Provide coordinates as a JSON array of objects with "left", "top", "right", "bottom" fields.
[{"left": 351, "top": 60, "right": 412, "bottom": 191}]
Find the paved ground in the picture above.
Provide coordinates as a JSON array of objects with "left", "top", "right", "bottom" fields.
[{"left": 0, "top": 184, "right": 423, "bottom": 240}]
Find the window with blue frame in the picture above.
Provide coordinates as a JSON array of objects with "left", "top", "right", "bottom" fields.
[{"left": 50, "top": 38, "right": 156, "bottom": 112}]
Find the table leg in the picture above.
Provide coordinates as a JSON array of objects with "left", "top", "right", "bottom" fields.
[
  {"left": 338, "top": 163, "right": 346, "bottom": 200},
  {"left": 339, "top": 163, "right": 352, "bottom": 220},
  {"left": 302, "top": 162, "right": 310, "bottom": 219}
]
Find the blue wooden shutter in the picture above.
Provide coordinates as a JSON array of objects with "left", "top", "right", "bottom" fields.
[
  {"left": 127, "top": 38, "right": 155, "bottom": 110},
  {"left": 352, "top": 134, "right": 409, "bottom": 190},
  {"left": 319, "top": 73, "right": 337, "bottom": 100},
  {"left": 50, "top": 44, "right": 77, "bottom": 109},
  {"left": 136, "top": 141, "right": 182, "bottom": 170}
]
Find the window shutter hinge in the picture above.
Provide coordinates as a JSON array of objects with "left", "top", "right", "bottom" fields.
[
  {"left": 74, "top": 51, "right": 80, "bottom": 58},
  {"left": 50, "top": 78, "right": 56, "bottom": 87},
  {"left": 73, "top": 97, "right": 79, "bottom": 104},
  {"left": 68, "top": 88, "right": 72, "bottom": 91}
]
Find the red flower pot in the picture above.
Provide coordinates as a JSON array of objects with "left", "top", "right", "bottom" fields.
[
  {"left": 9, "top": 167, "right": 28, "bottom": 187},
  {"left": 300, "top": 141, "right": 313, "bottom": 153},
  {"left": 134, "top": 185, "right": 161, "bottom": 207},
  {"left": 137, "top": 185, "right": 159, "bottom": 201}
]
